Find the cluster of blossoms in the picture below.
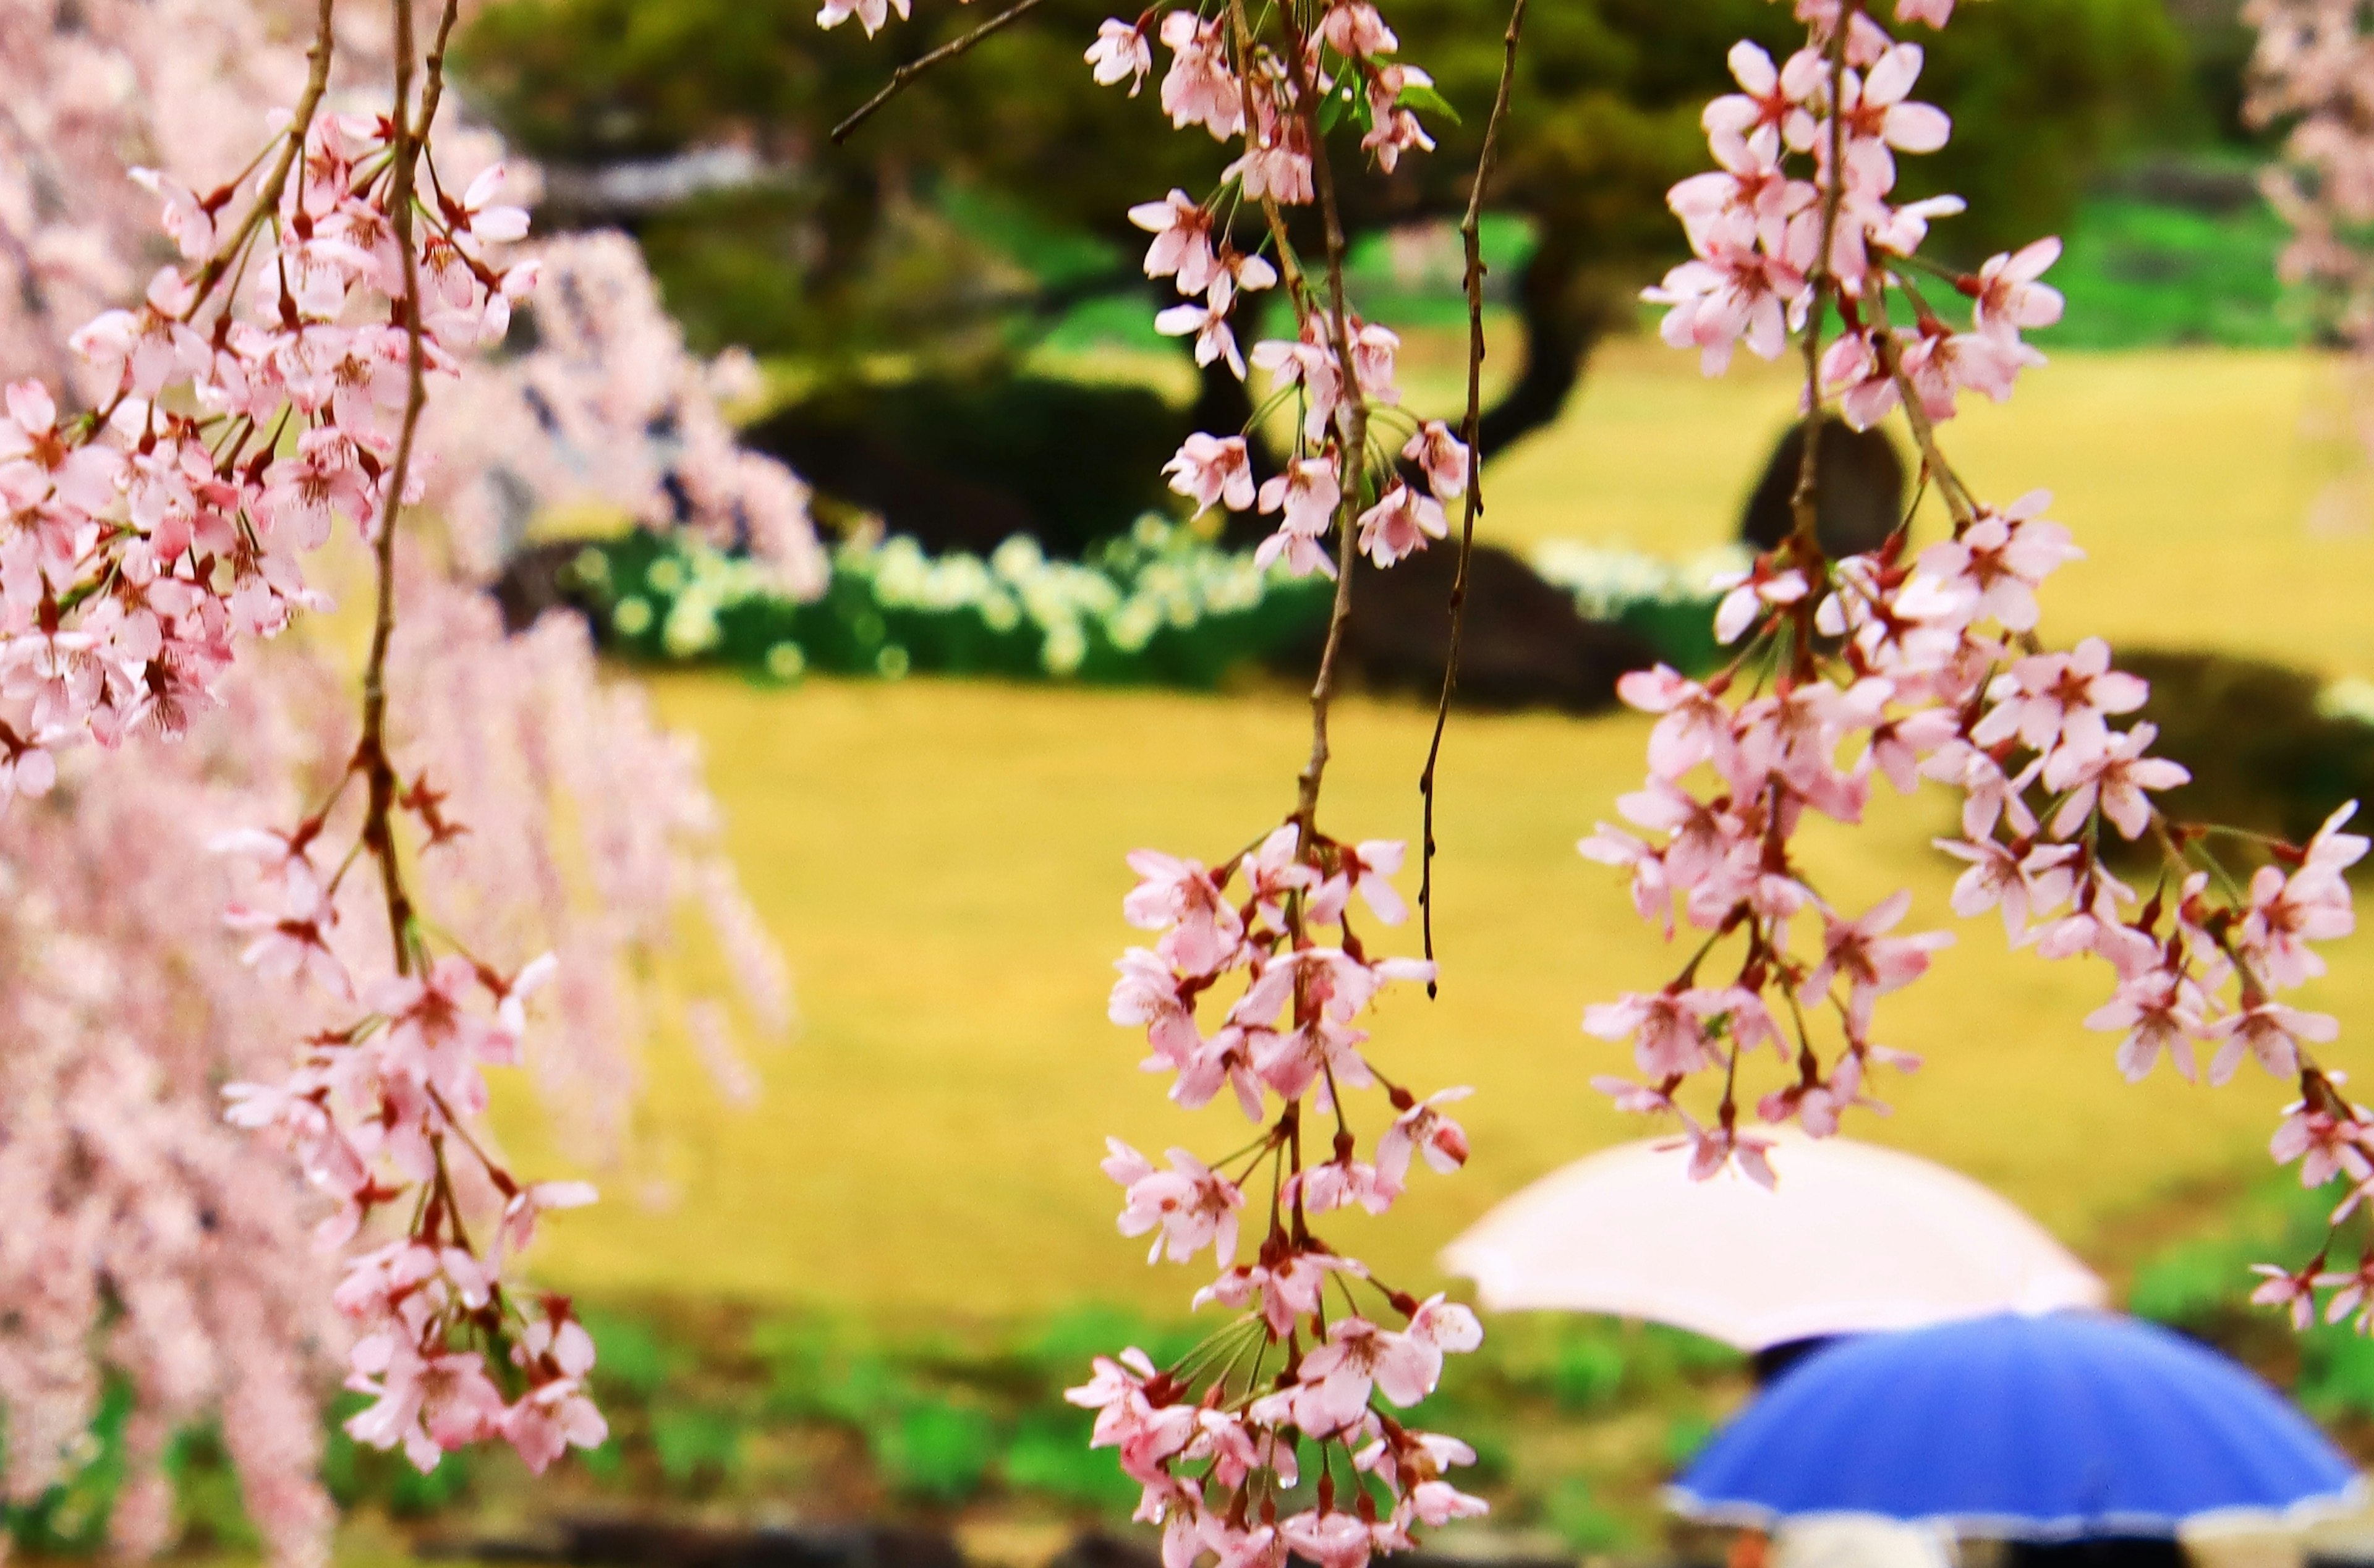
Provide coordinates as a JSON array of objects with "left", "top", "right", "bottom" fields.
[
  {"left": 2246, "top": 2, "right": 2374, "bottom": 532},
  {"left": 0, "top": 106, "right": 526, "bottom": 784},
  {"left": 1591, "top": 0, "right": 2374, "bottom": 1336},
  {"left": 1646, "top": 0, "right": 2059, "bottom": 427},
  {"left": 1092, "top": 0, "right": 1473, "bottom": 583},
  {"left": 184, "top": 56, "right": 616, "bottom": 1478},
  {"left": 0, "top": 0, "right": 799, "bottom": 1554},
  {"left": 425, "top": 231, "right": 827, "bottom": 591},
  {"left": 2247, "top": 0, "right": 2374, "bottom": 352},
  {"left": 1081, "top": 827, "right": 1486, "bottom": 1568},
  {"left": 0, "top": 19, "right": 623, "bottom": 1485},
  {"left": 819, "top": 0, "right": 1502, "bottom": 1557}
]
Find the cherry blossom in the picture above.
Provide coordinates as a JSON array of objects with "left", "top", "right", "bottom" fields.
[
  {"left": 1089, "top": 19, "right": 1155, "bottom": 94},
  {"left": 1580, "top": 0, "right": 2374, "bottom": 1343}
]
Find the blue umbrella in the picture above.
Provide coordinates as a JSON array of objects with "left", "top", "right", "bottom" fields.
[{"left": 1670, "top": 1313, "right": 2362, "bottom": 1538}]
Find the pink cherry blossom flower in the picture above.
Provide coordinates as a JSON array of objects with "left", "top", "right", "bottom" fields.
[
  {"left": 1157, "top": 12, "right": 1244, "bottom": 138},
  {"left": 2251, "top": 1265, "right": 2320, "bottom": 1331},
  {"left": 1250, "top": 334, "right": 1345, "bottom": 444},
  {"left": 1679, "top": 1119, "right": 1779, "bottom": 1186},
  {"left": 2239, "top": 859, "right": 2356, "bottom": 988},
  {"left": 1644, "top": 234, "right": 1810, "bottom": 376},
  {"left": 1377, "top": 1087, "right": 1473, "bottom": 1186},
  {"left": 1702, "top": 42, "right": 1827, "bottom": 145},
  {"left": 1227, "top": 115, "right": 1316, "bottom": 205},
  {"left": 1254, "top": 457, "right": 1343, "bottom": 578},
  {"left": 1585, "top": 990, "right": 1720, "bottom": 1077},
  {"left": 1129, "top": 190, "right": 1220, "bottom": 295},
  {"left": 1280, "top": 1511, "right": 1381, "bottom": 1568},
  {"left": 2304, "top": 801, "right": 2372, "bottom": 881},
  {"left": 1164, "top": 433, "right": 1256, "bottom": 514},
  {"left": 1308, "top": 837, "right": 1411, "bottom": 927},
  {"left": 1319, "top": 1, "right": 1398, "bottom": 58},
  {"left": 2208, "top": 1002, "right": 2339, "bottom": 1086},
  {"left": 1619, "top": 665, "right": 1738, "bottom": 780},
  {"left": 2042, "top": 723, "right": 2190, "bottom": 841},
  {"left": 1291, "top": 1156, "right": 1396, "bottom": 1215},
  {"left": 1105, "top": 1140, "right": 1245, "bottom": 1265},
  {"left": 2271, "top": 1099, "right": 2372, "bottom": 1189},
  {"left": 1917, "top": 491, "right": 2080, "bottom": 632},
  {"left": 1974, "top": 636, "right": 2148, "bottom": 760},
  {"left": 1296, "top": 1310, "right": 1455, "bottom": 1430},
  {"left": 815, "top": 0, "right": 910, "bottom": 35},
  {"left": 1973, "top": 237, "right": 2065, "bottom": 341},
  {"left": 1802, "top": 890, "right": 1952, "bottom": 1029},
  {"left": 1935, "top": 837, "right": 2078, "bottom": 938},
  {"left": 1194, "top": 1250, "right": 1359, "bottom": 1335},
  {"left": 1155, "top": 273, "right": 1249, "bottom": 378},
  {"left": 1124, "top": 849, "right": 1244, "bottom": 975},
  {"left": 1710, "top": 562, "right": 1810, "bottom": 645},
  {"left": 1402, "top": 420, "right": 1471, "bottom": 501},
  {"left": 1112, "top": 947, "right": 1203, "bottom": 1066},
  {"left": 1898, "top": 322, "right": 2040, "bottom": 418},
  {"left": 1355, "top": 483, "right": 1447, "bottom": 567},
  {"left": 1671, "top": 130, "right": 1820, "bottom": 258},
  {"left": 1087, "top": 19, "right": 1155, "bottom": 93},
  {"left": 2087, "top": 968, "right": 2209, "bottom": 1082},
  {"left": 1821, "top": 328, "right": 1901, "bottom": 429},
  {"left": 1840, "top": 43, "right": 1954, "bottom": 169}
]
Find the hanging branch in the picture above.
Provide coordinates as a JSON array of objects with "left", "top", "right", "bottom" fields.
[
  {"left": 831, "top": 0, "right": 1051, "bottom": 143},
  {"left": 1417, "top": 0, "right": 1529, "bottom": 991}
]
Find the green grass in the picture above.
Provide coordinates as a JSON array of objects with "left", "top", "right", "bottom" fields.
[{"left": 513, "top": 341, "right": 2374, "bottom": 1328}]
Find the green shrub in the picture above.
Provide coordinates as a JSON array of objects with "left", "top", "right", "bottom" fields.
[
  {"left": 2042, "top": 190, "right": 2301, "bottom": 352},
  {"left": 650, "top": 1404, "right": 747, "bottom": 1486},
  {"left": 1544, "top": 1477, "right": 1633, "bottom": 1554},
  {"left": 1002, "top": 1407, "right": 1136, "bottom": 1511},
  {"left": 164, "top": 1426, "right": 258, "bottom": 1553},
  {"left": 872, "top": 1396, "right": 998, "bottom": 1503},
  {"left": 577, "top": 519, "right": 1335, "bottom": 690},
  {"left": 581, "top": 1306, "right": 689, "bottom": 1403},
  {"left": 1549, "top": 1333, "right": 1628, "bottom": 1412},
  {"left": 1661, "top": 1411, "right": 1719, "bottom": 1468}
]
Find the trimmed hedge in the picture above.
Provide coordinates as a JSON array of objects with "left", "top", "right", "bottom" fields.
[
  {"left": 576, "top": 518, "right": 1333, "bottom": 688},
  {"left": 566, "top": 522, "right": 1736, "bottom": 690}
]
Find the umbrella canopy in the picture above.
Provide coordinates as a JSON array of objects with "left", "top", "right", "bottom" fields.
[
  {"left": 1439, "top": 1132, "right": 2104, "bottom": 1350},
  {"left": 1672, "top": 1313, "right": 2362, "bottom": 1538}
]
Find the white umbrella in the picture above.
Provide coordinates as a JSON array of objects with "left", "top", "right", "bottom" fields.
[{"left": 1439, "top": 1131, "right": 2104, "bottom": 1352}]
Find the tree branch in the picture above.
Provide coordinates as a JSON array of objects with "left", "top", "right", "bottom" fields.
[
  {"left": 832, "top": 0, "right": 1050, "bottom": 144},
  {"left": 1417, "top": 0, "right": 1529, "bottom": 991},
  {"left": 357, "top": 0, "right": 462, "bottom": 973}
]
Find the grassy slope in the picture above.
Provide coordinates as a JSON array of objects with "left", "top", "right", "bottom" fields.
[{"left": 521, "top": 341, "right": 2374, "bottom": 1322}]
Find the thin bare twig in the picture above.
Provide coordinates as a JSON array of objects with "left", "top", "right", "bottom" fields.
[
  {"left": 184, "top": 0, "right": 339, "bottom": 315},
  {"left": 1417, "top": 0, "right": 1528, "bottom": 991},
  {"left": 357, "top": 0, "right": 462, "bottom": 973},
  {"left": 831, "top": 0, "right": 1052, "bottom": 143}
]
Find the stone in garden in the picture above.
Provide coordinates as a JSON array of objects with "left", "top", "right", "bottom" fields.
[
  {"left": 1740, "top": 416, "right": 1907, "bottom": 560},
  {"left": 1270, "top": 540, "right": 1657, "bottom": 713}
]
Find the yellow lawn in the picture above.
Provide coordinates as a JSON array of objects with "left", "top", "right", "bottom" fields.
[{"left": 517, "top": 341, "right": 2374, "bottom": 1324}]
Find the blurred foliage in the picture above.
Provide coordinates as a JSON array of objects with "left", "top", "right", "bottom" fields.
[
  {"left": 2042, "top": 187, "right": 2302, "bottom": 350},
  {"left": 2129, "top": 1171, "right": 2374, "bottom": 1426},
  {"left": 556, "top": 522, "right": 1736, "bottom": 690},
  {"left": 572, "top": 519, "right": 1336, "bottom": 688},
  {"left": 2118, "top": 650, "right": 2374, "bottom": 856},
  {"left": 746, "top": 372, "right": 1183, "bottom": 559},
  {"left": 456, "top": 0, "right": 2182, "bottom": 448},
  {"left": 0, "top": 1297, "right": 1757, "bottom": 1553}
]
